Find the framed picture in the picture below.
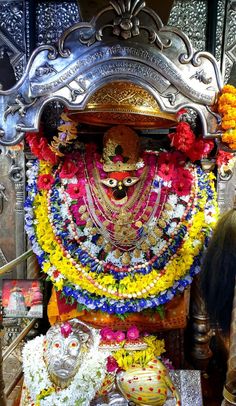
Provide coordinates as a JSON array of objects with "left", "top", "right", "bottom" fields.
[{"left": 2, "top": 279, "right": 43, "bottom": 318}]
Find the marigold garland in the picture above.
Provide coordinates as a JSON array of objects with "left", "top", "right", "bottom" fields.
[{"left": 218, "top": 84, "right": 236, "bottom": 149}]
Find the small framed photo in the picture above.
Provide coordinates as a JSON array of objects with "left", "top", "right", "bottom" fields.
[{"left": 2, "top": 279, "right": 43, "bottom": 318}]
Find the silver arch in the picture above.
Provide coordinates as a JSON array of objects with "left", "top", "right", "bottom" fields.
[{"left": 0, "top": 0, "right": 222, "bottom": 145}]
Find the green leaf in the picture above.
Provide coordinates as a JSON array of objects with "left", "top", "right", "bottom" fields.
[{"left": 156, "top": 305, "right": 165, "bottom": 319}]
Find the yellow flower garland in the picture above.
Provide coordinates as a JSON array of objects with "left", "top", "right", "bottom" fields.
[
  {"left": 219, "top": 84, "right": 236, "bottom": 149},
  {"left": 33, "top": 165, "right": 218, "bottom": 301}
]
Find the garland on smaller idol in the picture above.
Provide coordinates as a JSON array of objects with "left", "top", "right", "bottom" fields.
[
  {"left": 25, "top": 114, "right": 218, "bottom": 317},
  {"left": 21, "top": 325, "right": 167, "bottom": 405}
]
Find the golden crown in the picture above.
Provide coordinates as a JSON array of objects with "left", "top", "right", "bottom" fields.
[{"left": 102, "top": 125, "right": 142, "bottom": 172}]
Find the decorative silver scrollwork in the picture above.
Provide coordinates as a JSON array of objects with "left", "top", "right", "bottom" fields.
[
  {"left": 4, "top": 94, "right": 37, "bottom": 120},
  {"left": 162, "top": 90, "right": 180, "bottom": 106},
  {"left": 0, "top": 183, "right": 8, "bottom": 214},
  {"left": 190, "top": 69, "right": 212, "bottom": 85},
  {"left": 110, "top": 0, "right": 146, "bottom": 39},
  {"left": 9, "top": 164, "right": 23, "bottom": 183},
  {"left": 0, "top": 0, "right": 223, "bottom": 145},
  {"left": 58, "top": 0, "right": 171, "bottom": 55}
]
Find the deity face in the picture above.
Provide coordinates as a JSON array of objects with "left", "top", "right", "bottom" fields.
[
  {"left": 101, "top": 171, "right": 139, "bottom": 204},
  {"left": 45, "top": 320, "right": 94, "bottom": 387}
]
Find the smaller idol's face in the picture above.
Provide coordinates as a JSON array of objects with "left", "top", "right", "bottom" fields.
[
  {"left": 46, "top": 334, "right": 81, "bottom": 381},
  {"left": 101, "top": 171, "right": 139, "bottom": 204}
]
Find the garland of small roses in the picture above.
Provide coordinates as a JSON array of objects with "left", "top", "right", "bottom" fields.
[
  {"left": 25, "top": 160, "right": 218, "bottom": 314},
  {"left": 22, "top": 334, "right": 109, "bottom": 406}
]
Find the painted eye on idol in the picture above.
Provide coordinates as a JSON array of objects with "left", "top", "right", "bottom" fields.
[
  {"left": 123, "top": 177, "right": 139, "bottom": 187},
  {"left": 53, "top": 341, "right": 61, "bottom": 349},
  {"left": 101, "top": 178, "right": 118, "bottom": 188},
  {"left": 69, "top": 340, "right": 78, "bottom": 348}
]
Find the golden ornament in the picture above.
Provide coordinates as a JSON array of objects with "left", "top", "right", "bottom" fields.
[{"left": 122, "top": 252, "right": 131, "bottom": 265}]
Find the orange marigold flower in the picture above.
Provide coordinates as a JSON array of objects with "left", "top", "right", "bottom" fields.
[
  {"left": 221, "top": 84, "right": 236, "bottom": 95},
  {"left": 222, "top": 120, "right": 236, "bottom": 130}
]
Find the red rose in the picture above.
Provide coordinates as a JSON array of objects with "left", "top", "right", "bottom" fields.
[
  {"left": 37, "top": 174, "right": 54, "bottom": 190},
  {"left": 59, "top": 160, "right": 78, "bottom": 179}
]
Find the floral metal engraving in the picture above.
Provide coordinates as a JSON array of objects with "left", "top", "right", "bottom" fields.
[
  {"left": 36, "top": 2, "right": 81, "bottom": 46},
  {"left": 0, "top": 1, "right": 26, "bottom": 80}
]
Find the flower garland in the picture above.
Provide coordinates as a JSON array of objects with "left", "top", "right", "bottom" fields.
[
  {"left": 22, "top": 333, "right": 109, "bottom": 406},
  {"left": 218, "top": 84, "right": 236, "bottom": 150},
  {"left": 168, "top": 121, "right": 214, "bottom": 162},
  {"left": 25, "top": 147, "right": 218, "bottom": 315}
]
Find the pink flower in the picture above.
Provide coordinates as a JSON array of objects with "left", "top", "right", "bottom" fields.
[
  {"left": 114, "top": 330, "right": 126, "bottom": 343},
  {"left": 100, "top": 327, "right": 115, "bottom": 341},
  {"left": 59, "top": 159, "right": 78, "bottom": 179},
  {"left": 127, "top": 326, "right": 140, "bottom": 340},
  {"left": 203, "top": 139, "right": 214, "bottom": 156},
  {"left": 66, "top": 183, "right": 81, "bottom": 199},
  {"left": 157, "top": 162, "right": 175, "bottom": 181},
  {"left": 106, "top": 356, "right": 119, "bottom": 373},
  {"left": 37, "top": 174, "right": 54, "bottom": 190},
  {"left": 60, "top": 322, "right": 72, "bottom": 338}
]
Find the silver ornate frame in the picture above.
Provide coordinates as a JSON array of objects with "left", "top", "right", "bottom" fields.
[{"left": 0, "top": 0, "right": 222, "bottom": 146}]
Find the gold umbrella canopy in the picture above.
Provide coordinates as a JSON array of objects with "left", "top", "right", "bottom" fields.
[{"left": 68, "top": 82, "right": 177, "bottom": 129}]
